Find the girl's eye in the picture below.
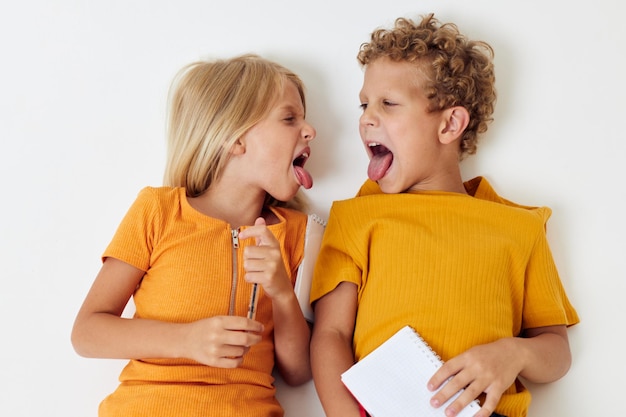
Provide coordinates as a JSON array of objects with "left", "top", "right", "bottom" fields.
[
  {"left": 383, "top": 100, "right": 396, "bottom": 106},
  {"left": 359, "top": 103, "right": 368, "bottom": 110}
]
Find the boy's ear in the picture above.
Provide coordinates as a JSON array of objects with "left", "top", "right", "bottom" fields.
[{"left": 439, "top": 106, "right": 470, "bottom": 145}]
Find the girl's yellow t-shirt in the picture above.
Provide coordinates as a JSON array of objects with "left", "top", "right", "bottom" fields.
[{"left": 99, "top": 186, "right": 306, "bottom": 417}]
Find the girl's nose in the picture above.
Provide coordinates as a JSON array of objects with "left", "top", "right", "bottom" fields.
[{"left": 303, "top": 123, "right": 316, "bottom": 142}]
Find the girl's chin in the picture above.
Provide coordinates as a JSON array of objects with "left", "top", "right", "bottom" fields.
[{"left": 268, "top": 186, "right": 300, "bottom": 203}]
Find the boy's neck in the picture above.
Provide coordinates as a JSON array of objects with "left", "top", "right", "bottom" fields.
[
  {"left": 405, "top": 169, "right": 468, "bottom": 195},
  {"left": 406, "top": 183, "right": 468, "bottom": 194}
]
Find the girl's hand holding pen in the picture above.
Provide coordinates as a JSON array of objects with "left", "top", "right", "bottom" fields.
[
  {"left": 240, "top": 216, "right": 312, "bottom": 386},
  {"left": 184, "top": 315, "right": 263, "bottom": 368},
  {"left": 239, "top": 217, "right": 293, "bottom": 302},
  {"left": 185, "top": 217, "right": 286, "bottom": 369}
]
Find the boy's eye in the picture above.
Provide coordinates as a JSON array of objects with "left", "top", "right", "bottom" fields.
[{"left": 359, "top": 101, "right": 395, "bottom": 110}]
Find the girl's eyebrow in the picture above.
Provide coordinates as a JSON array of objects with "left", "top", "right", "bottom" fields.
[{"left": 276, "top": 103, "right": 304, "bottom": 115}]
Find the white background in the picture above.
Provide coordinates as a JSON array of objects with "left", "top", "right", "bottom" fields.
[{"left": 1, "top": 1, "right": 624, "bottom": 416}]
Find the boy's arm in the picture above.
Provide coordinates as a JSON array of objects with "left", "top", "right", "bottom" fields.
[
  {"left": 311, "top": 281, "right": 362, "bottom": 417},
  {"left": 518, "top": 325, "right": 572, "bottom": 380},
  {"left": 428, "top": 325, "right": 572, "bottom": 417}
]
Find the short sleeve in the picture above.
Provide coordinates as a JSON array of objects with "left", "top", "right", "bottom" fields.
[
  {"left": 522, "top": 216, "right": 580, "bottom": 329},
  {"left": 310, "top": 204, "right": 363, "bottom": 305},
  {"left": 102, "top": 187, "right": 160, "bottom": 272}
]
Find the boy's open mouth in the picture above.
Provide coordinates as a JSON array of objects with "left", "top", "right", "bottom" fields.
[{"left": 367, "top": 143, "right": 393, "bottom": 181}]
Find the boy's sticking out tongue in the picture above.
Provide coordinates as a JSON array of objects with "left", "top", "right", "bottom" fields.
[
  {"left": 367, "top": 146, "right": 393, "bottom": 181},
  {"left": 294, "top": 165, "right": 313, "bottom": 189}
]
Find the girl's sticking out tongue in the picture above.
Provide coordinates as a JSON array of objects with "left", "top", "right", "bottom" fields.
[
  {"left": 293, "top": 151, "right": 313, "bottom": 189},
  {"left": 367, "top": 146, "right": 393, "bottom": 181},
  {"left": 294, "top": 165, "right": 313, "bottom": 189}
]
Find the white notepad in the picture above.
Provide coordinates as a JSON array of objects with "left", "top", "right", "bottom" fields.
[
  {"left": 341, "top": 325, "right": 481, "bottom": 417},
  {"left": 293, "top": 213, "right": 326, "bottom": 322}
]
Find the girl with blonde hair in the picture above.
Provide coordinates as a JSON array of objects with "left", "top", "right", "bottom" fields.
[{"left": 72, "top": 54, "right": 316, "bottom": 417}]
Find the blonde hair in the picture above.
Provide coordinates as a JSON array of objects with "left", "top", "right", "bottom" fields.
[
  {"left": 163, "top": 54, "right": 307, "bottom": 204},
  {"left": 358, "top": 14, "right": 496, "bottom": 157}
]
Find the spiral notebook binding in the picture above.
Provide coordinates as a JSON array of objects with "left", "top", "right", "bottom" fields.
[
  {"left": 406, "top": 326, "right": 481, "bottom": 409},
  {"left": 408, "top": 326, "right": 443, "bottom": 365},
  {"left": 308, "top": 213, "right": 327, "bottom": 227}
]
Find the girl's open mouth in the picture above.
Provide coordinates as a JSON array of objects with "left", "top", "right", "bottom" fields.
[{"left": 293, "top": 149, "right": 313, "bottom": 189}]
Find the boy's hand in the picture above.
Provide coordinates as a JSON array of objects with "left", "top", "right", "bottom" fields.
[
  {"left": 427, "top": 338, "right": 522, "bottom": 417},
  {"left": 238, "top": 217, "right": 292, "bottom": 301}
]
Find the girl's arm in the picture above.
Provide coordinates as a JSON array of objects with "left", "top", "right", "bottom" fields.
[
  {"left": 271, "top": 287, "right": 312, "bottom": 385},
  {"left": 239, "top": 218, "right": 311, "bottom": 385},
  {"left": 311, "top": 281, "right": 362, "bottom": 417},
  {"left": 71, "top": 257, "right": 263, "bottom": 368}
]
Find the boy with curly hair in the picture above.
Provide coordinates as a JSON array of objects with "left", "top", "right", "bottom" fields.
[{"left": 310, "top": 14, "right": 579, "bottom": 417}]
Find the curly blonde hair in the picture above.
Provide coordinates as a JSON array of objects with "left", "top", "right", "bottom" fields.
[{"left": 357, "top": 14, "right": 496, "bottom": 156}]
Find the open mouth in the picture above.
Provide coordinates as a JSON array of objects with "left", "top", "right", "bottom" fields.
[
  {"left": 368, "top": 143, "right": 390, "bottom": 157},
  {"left": 293, "top": 149, "right": 313, "bottom": 189},
  {"left": 292, "top": 151, "right": 309, "bottom": 168},
  {"left": 367, "top": 143, "right": 393, "bottom": 182}
]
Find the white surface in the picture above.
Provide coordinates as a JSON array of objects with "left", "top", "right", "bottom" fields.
[{"left": 1, "top": 1, "right": 624, "bottom": 415}]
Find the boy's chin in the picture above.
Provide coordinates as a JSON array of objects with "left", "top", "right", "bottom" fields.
[{"left": 376, "top": 180, "right": 404, "bottom": 194}]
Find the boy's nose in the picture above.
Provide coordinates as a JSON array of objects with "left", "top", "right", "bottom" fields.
[{"left": 359, "top": 109, "right": 377, "bottom": 127}]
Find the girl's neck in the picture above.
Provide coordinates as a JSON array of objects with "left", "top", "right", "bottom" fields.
[{"left": 188, "top": 184, "right": 267, "bottom": 229}]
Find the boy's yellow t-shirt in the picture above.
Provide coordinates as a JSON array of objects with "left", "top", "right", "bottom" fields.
[{"left": 310, "top": 177, "right": 579, "bottom": 417}]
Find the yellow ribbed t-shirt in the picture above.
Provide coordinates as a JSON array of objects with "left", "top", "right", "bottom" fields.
[
  {"left": 99, "top": 186, "right": 307, "bottom": 417},
  {"left": 310, "top": 177, "right": 579, "bottom": 417}
]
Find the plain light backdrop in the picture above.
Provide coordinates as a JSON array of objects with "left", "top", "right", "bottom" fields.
[{"left": 1, "top": 1, "right": 624, "bottom": 415}]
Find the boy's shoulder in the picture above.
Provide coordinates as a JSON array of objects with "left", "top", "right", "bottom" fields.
[{"left": 465, "top": 176, "right": 552, "bottom": 223}]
